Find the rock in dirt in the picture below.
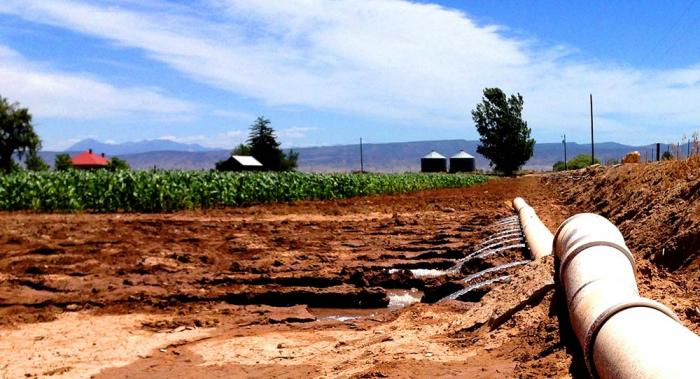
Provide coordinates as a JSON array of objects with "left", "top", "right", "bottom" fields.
[
  {"left": 267, "top": 305, "right": 316, "bottom": 324},
  {"left": 622, "top": 151, "right": 641, "bottom": 164}
]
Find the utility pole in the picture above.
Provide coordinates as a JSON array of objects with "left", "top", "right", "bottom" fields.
[
  {"left": 562, "top": 134, "right": 567, "bottom": 170},
  {"left": 359, "top": 138, "right": 364, "bottom": 173},
  {"left": 590, "top": 94, "right": 595, "bottom": 165}
]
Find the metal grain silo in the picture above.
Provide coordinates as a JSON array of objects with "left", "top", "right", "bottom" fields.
[
  {"left": 421, "top": 151, "right": 447, "bottom": 173},
  {"left": 449, "top": 150, "right": 476, "bottom": 173}
]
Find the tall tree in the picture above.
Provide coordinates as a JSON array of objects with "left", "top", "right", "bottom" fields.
[
  {"left": 472, "top": 88, "right": 534, "bottom": 175},
  {"left": 0, "top": 96, "right": 41, "bottom": 172},
  {"left": 54, "top": 153, "right": 73, "bottom": 171},
  {"left": 248, "top": 116, "right": 282, "bottom": 171}
]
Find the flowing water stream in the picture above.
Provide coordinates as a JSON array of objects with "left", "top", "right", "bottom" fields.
[{"left": 439, "top": 275, "right": 512, "bottom": 302}]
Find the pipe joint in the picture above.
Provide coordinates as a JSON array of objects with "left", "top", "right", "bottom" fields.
[
  {"left": 559, "top": 240, "right": 636, "bottom": 277},
  {"left": 553, "top": 212, "right": 700, "bottom": 378},
  {"left": 583, "top": 298, "right": 680, "bottom": 377}
]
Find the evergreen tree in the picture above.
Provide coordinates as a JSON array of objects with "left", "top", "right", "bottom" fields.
[
  {"left": 472, "top": 88, "right": 534, "bottom": 175},
  {"left": 248, "top": 116, "right": 282, "bottom": 171}
]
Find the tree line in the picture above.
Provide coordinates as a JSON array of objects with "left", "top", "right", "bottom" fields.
[
  {"left": 3, "top": 88, "right": 536, "bottom": 175},
  {"left": 0, "top": 95, "right": 296, "bottom": 173}
]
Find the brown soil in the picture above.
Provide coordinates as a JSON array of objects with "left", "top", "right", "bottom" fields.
[{"left": 0, "top": 167, "right": 696, "bottom": 378}]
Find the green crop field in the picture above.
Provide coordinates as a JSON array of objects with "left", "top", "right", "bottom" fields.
[{"left": 0, "top": 170, "right": 488, "bottom": 212}]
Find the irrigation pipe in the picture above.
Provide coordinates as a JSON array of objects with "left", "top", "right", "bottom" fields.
[
  {"left": 554, "top": 213, "right": 700, "bottom": 378},
  {"left": 512, "top": 197, "right": 553, "bottom": 259}
]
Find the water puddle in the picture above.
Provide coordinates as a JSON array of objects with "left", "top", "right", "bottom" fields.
[
  {"left": 310, "top": 289, "right": 423, "bottom": 322},
  {"left": 386, "top": 288, "right": 423, "bottom": 309},
  {"left": 387, "top": 268, "right": 447, "bottom": 278},
  {"left": 310, "top": 308, "right": 384, "bottom": 322}
]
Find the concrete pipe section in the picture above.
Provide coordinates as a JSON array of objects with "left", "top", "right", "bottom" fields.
[
  {"left": 554, "top": 213, "right": 700, "bottom": 378},
  {"left": 512, "top": 197, "right": 552, "bottom": 259}
]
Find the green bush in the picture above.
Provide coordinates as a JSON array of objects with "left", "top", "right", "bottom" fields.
[
  {"left": 554, "top": 154, "right": 601, "bottom": 171},
  {"left": 567, "top": 154, "right": 600, "bottom": 169},
  {"left": 553, "top": 161, "right": 566, "bottom": 172},
  {"left": 0, "top": 171, "right": 489, "bottom": 212}
]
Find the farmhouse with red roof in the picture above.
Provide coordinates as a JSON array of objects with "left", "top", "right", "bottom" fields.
[{"left": 71, "top": 149, "right": 109, "bottom": 169}]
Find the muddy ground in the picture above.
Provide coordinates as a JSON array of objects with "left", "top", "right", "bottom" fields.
[{"left": 0, "top": 169, "right": 698, "bottom": 378}]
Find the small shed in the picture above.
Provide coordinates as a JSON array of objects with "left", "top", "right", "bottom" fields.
[
  {"left": 449, "top": 150, "right": 476, "bottom": 173},
  {"left": 71, "top": 149, "right": 109, "bottom": 169},
  {"left": 217, "top": 155, "right": 264, "bottom": 172},
  {"left": 421, "top": 151, "right": 447, "bottom": 173}
]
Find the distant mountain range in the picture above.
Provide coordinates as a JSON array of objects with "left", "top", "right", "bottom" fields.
[
  {"left": 66, "top": 138, "right": 217, "bottom": 155},
  {"left": 36, "top": 138, "right": 667, "bottom": 172}
]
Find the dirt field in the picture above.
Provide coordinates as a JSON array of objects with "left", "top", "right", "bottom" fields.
[{"left": 1, "top": 168, "right": 698, "bottom": 378}]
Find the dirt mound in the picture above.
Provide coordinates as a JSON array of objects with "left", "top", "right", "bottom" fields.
[{"left": 544, "top": 159, "right": 700, "bottom": 333}]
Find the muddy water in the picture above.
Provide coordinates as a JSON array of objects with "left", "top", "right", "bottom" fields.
[
  {"left": 310, "top": 289, "right": 424, "bottom": 321},
  {"left": 387, "top": 268, "right": 447, "bottom": 277},
  {"left": 310, "top": 308, "right": 385, "bottom": 322},
  {"left": 386, "top": 288, "right": 423, "bottom": 309}
]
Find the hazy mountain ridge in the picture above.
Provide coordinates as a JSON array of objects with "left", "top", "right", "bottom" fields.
[
  {"left": 67, "top": 138, "right": 217, "bottom": 155},
  {"left": 38, "top": 138, "right": 667, "bottom": 172}
]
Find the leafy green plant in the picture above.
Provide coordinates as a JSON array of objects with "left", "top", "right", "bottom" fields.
[
  {"left": 0, "top": 171, "right": 489, "bottom": 212},
  {"left": 553, "top": 161, "right": 566, "bottom": 172},
  {"left": 566, "top": 154, "right": 600, "bottom": 169}
]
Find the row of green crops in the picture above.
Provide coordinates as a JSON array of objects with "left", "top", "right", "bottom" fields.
[{"left": 0, "top": 170, "right": 488, "bottom": 212}]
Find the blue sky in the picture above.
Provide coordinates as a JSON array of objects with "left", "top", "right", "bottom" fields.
[{"left": 2, "top": 1, "right": 700, "bottom": 150}]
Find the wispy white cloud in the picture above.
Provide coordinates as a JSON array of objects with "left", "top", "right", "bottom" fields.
[
  {"left": 212, "top": 109, "right": 256, "bottom": 121},
  {"left": 4, "top": 0, "right": 700, "bottom": 143},
  {"left": 0, "top": 44, "right": 196, "bottom": 119},
  {"left": 158, "top": 127, "right": 316, "bottom": 148},
  {"left": 159, "top": 129, "right": 246, "bottom": 148},
  {"left": 278, "top": 126, "right": 318, "bottom": 139}
]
